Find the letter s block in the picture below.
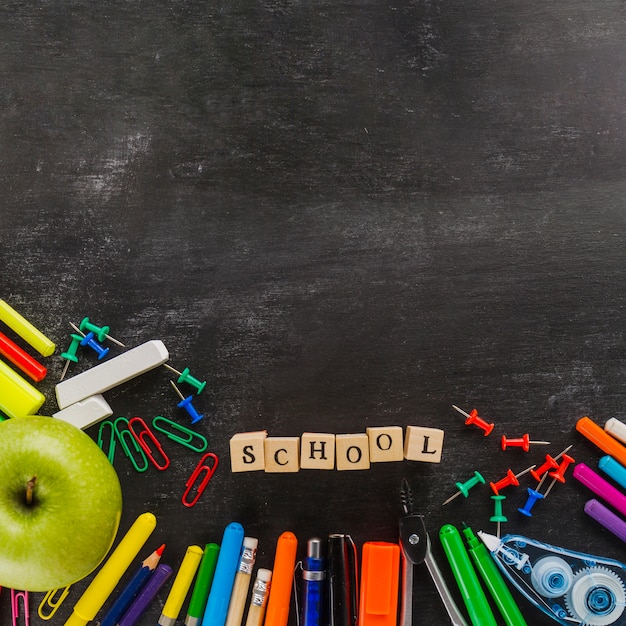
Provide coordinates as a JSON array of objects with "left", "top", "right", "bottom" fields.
[
  {"left": 230, "top": 431, "right": 268, "bottom": 472},
  {"left": 300, "top": 432, "right": 336, "bottom": 470},
  {"left": 265, "top": 436, "right": 300, "bottom": 473},
  {"left": 404, "top": 426, "right": 444, "bottom": 463}
]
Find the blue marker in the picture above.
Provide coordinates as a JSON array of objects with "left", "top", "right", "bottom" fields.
[
  {"left": 201, "top": 522, "right": 245, "bottom": 626},
  {"left": 598, "top": 455, "right": 626, "bottom": 490}
]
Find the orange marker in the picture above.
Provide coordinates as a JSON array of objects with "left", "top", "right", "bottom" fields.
[
  {"left": 358, "top": 542, "right": 400, "bottom": 626},
  {"left": 577, "top": 416, "right": 626, "bottom": 467},
  {"left": 264, "top": 531, "right": 298, "bottom": 626}
]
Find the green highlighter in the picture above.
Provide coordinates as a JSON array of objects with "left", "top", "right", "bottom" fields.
[
  {"left": 185, "top": 542, "right": 220, "bottom": 626},
  {"left": 439, "top": 524, "right": 498, "bottom": 626},
  {"left": 462, "top": 525, "right": 528, "bottom": 626}
]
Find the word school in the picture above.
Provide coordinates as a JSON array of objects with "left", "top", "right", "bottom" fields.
[{"left": 230, "top": 425, "right": 445, "bottom": 473}]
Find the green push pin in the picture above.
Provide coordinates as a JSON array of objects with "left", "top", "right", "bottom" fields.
[
  {"left": 79, "top": 317, "right": 125, "bottom": 347},
  {"left": 442, "top": 470, "right": 486, "bottom": 506},
  {"left": 490, "top": 495, "right": 508, "bottom": 538},
  {"left": 59, "top": 333, "right": 83, "bottom": 381},
  {"left": 164, "top": 363, "right": 207, "bottom": 394}
]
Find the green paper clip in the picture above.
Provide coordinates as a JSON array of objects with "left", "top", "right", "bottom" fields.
[
  {"left": 152, "top": 415, "right": 208, "bottom": 452},
  {"left": 97, "top": 420, "right": 117, "bottom": 464},
  {"left": 114, "top": 417, "right": 149, "bottom": 472}
]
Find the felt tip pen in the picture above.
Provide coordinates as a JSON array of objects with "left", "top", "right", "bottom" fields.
[
  {"left": 118, "top": 563, "right": 173, "bottom": 626},
  {"left": 461, "top": 525, "right": 527, "bottom": 626},
  {"left": 265, "top": 531, "right": 299, "bottom": 626},
  {"left": 158, "top": 545, "right": 204, "bottom": 626},
  {"left": 439, "top": 524, "right": 497, "bottom": 626},
  {"left": 301, "top": 538, "right": 326, "bottom": 626},
  {"left": 201, "top": 522, "right": 245, "bottom": 626},
  {"left": 327, "top": 533, "right": 358, "bottom": 626},
  {"left": 185, "top": 543, "right": 220, "bottom": 626}
]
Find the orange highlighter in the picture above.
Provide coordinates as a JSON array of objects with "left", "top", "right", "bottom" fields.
[
  {"left": 577, "top": 416, "right": 626, "bottom": 468},
  {"left": 357, "top": 542, "right": 400, "bottom": 626},
  {"left": 264, "top": 531, "right": 298, "bottom": 626}
]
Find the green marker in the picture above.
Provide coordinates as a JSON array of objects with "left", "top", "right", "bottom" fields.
[
  {"left": 462, "top": 525, "right": 528, "bottom": 626},
  {"left": 185, "top": 542, "right": 220, "bottom": 626},
  {"left": 439, "top": 524, "right": 498, "bottom": 626}
]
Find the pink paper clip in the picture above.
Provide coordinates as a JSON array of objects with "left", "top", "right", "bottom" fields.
[
  {"left": 128, "top": 416, "right": 170, "bottom": 470},
  {"left": 11, "top": 589, "right": 30, "bottom": 626},
  {"left": 182, "top": 452, "right": 219, "bottom": 507}
]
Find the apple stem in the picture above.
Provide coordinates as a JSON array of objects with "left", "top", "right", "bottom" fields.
[{"left": 25, "top": 476, "right": 37, "bottom": 506}]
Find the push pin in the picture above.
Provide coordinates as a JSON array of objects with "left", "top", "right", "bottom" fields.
[
  {"left": 442, "top": 470, "right": 485, "bottom": 506},
  {"left": 501, "top": 434, "right": 550, "bottom": 452},
  {"left": 59, "top": 333, "right": 83, "bottom": 381},
  {"left": 518, "top": 487, "right": 544, "bottom": 517},
  {"left": 452, "top": 405, "right": 494, "bottom": 436},
  {"left": 163, "top": 363, "right": 207, "bottom": 394},
  {"left": 489, "top": 464, "right": 536, "bottom": 495},
  {"left": 542, "top": 453, "right": 575, "bottom": 499},
  {"left": 79, "top": 317, "right": 125, "bottom": 347},
  {"left": 170, "top": 381, "right": 204, "bottom": 424},
  {"left": 69, "top": 322, "right": 109, "bottom": 360},
  {"left": 530, "top": 454, "right": 559, "bottom": 482},
  {"left": 490, "top": 495, "right": 507, "bottom": 537}
]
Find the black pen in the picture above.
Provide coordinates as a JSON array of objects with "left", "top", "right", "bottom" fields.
[{"left": 327, "top": 533, "right": 358, "bottom": 626}]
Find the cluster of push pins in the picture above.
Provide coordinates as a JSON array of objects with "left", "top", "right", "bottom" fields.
[
  {"left": 60, "top": 317, "right": 207, "bottom": 424},
  {"left": 443, "top": 405, "right": 575, "bottom": 537}
]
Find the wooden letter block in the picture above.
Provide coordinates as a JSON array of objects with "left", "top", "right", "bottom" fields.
[
  {"left": 366, "top": 426, "right": 404, "bottom": 463},
  {"left": 336, "top": 433, "right": 371, "bottom": 471},
  {"left": 264, "top": 436, "right": 300, "bottom": 473},
  {"left": 300, "top": 432, "right": 336, "bottom": 470},
  {"left": 230, "top": 431, "right": 267, "bottom": 472},
  {"left": 404, "top": 426, "right": 444, "bottom": 463}
]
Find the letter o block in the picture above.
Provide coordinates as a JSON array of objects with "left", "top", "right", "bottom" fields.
[
  {"left": 366, "top": 426, "right": 404, "bottom": 463},
  {"left": 404, "top": 426, "right": 444, "bottom": 463},
  {"left": 336, "top": 433, "right": 370, "bottom": 471},
  {"left": 230, "top": 431, "right": 267, "bottom": 472},
  {"left": 300, "top": 432, "right": 336, "bottom": 470},
  {"left": 265, "top": 436, "right": 300, "bottom": 473}
]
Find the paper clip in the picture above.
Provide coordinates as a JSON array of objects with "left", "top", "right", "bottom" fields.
[
  {"left": 152, "top": 415, "right": 208, "bottom": 452},
  {"left": 128, "top": 416, "right": 170, "bottom": 470},
  {"left": 11, "top": 589, "right": 29, "bottom": 626},
  {"left": 97, "top": 420, "right": 117, "bottom": 464},
  {"left": 37, "top": 586, "right": 71, "bottom": 620},
  {"left": 182, "top": 452, "right": 219, "bottom": 507},
  {"left": 114, "top": 417, "right": 149, "bottom": 473}
]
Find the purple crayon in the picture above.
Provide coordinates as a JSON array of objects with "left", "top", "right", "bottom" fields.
[{"left": 118, "top": 563, "right": 173, "bottom": 626}]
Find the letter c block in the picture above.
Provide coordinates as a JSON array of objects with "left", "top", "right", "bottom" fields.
[
  {"left": 264, "top": 436, "right": 301, "bottom": 473},
  {"left": 230, "top": 431, "right": 268, "bottom": 472}
]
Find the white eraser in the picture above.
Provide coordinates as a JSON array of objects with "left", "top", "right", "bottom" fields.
[
  {"left": 52, "top": 395, "right": 113, "bottom": 430},
  {"left": 55, "top": 340, "right": 169, "bottom": 409}
]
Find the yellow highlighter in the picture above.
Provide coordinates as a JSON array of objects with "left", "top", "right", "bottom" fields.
[
  {"left": 0, "top": 299, "right": 55, "bottom": 357},
  {"left": 0, "top": 359, "right": 45, "bottom": 418},
  {"left": 63, "top": 512, "right": 157, "bottom": 626},
  {"left": 158, "top": 545, "right": 204, "bottom": 626}
]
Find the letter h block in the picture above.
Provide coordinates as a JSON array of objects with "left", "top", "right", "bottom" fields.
[{"left": 300, "top": 432, "right": 336, "bottom": 470}]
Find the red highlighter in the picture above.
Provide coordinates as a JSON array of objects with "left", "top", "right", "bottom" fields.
[{"left": 358, "top": 542, "right": 400, "bottom": 626}]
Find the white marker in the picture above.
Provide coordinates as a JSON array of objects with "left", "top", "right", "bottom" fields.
[
  {"left": 55, "top": 340, "right": 169, "bottom": 409},
  {"left": 53, "top": 395, "right": 113, "bottom": 430}
]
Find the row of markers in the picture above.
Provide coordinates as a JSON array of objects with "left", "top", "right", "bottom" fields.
[{"left": 452, "top": 404, "right": 626, "bottom": 545}]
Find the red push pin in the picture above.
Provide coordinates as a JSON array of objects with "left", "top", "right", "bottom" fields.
[
  {"left": 452, "top": 405, "right": 495, "bottom": 436},
  {"left": 530, "top": 445, "right": 573, "bottom": 482},
  {"left": 489, "top": 464, "right": 536, "bottom": 495},
  {"left": 501, "top": 433, "right": 550, "bottom": 452},
  {"left": 542, "top": 453, "right": 575, "bottom": 498}
]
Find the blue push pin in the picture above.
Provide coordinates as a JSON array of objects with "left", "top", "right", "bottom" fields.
[
  {"left": 79, "top": 331, "right": 109, "bottom": 360},
  {"left": 518, "top": 487, "right": 544, "bottom": 517},
  {"left": 170, "top": 381, "right": 204, "bottom": 424}
]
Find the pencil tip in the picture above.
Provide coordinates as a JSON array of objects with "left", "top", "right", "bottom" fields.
[{"left": 156, "top": 543, "right": 166, "bottom": 555}]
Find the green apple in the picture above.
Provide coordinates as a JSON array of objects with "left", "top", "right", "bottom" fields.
[{"left": 0, "top": 415, "right": 123, "bottom": 591}]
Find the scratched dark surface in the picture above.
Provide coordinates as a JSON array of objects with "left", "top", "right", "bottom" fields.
[{"left": 1, "top": 1, "right": 626, "bottom": 625}]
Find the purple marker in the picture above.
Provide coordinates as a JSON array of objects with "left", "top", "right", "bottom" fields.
[
  {"left": 584, "top": 499, "right": 626, "bottom": 544},
  {"left": 118, "top": 563, "right": 173, "bottom": 626},
  {"left": 572, "top": 463, "right": 626, "bottom": 518}
]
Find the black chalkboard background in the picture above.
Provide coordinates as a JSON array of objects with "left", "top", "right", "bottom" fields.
[{"left": 1, "top": 2, "right": 625, "bottom": 625}]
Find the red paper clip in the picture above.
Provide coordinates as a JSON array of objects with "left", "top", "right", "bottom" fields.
[
  {"left": 11, "top": 589, "right": 29, "bottom": 626},
  {"left": 182, "top": 452, "right": 219, "bottom": 507},
  {"left": 128, "top": 416, "right": 170, "bottom": 470}
]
